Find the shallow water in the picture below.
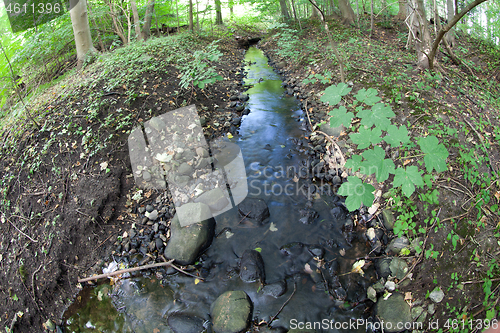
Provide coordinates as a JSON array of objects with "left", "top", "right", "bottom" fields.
[{"left": 64, "top": 47, "right": 372, "bottom": 333}]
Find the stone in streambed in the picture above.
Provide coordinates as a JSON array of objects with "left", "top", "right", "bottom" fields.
[
  {"left": 194, "top": 188, "right": 230, "bottom": 212},
  {"left": 261, "top": 281, "right": 287, "bottom": 298},
  {"left": 375, "top": 293, "right": 412, "bottom": 333},
  {"left": 211, "top": 291, "right": 252, "bottom": 333},
  {"left": 239, "top": 249, "right": 265, "bottom": 283},
  {"left": 164, "top": 202, "right": 215, "bottom": 265},
  {"left": 237, "top": 197, "right": 270, "bottom": 223},
  {"left": 167, "top": 313, "right": 206, "bottom": 333}
]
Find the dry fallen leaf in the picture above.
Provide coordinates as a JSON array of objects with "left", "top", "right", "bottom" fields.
[{"left": 351, "top": 259, "right": 365, "bottom": 276}]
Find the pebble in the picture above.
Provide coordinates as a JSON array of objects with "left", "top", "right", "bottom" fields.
[{"left": 146, "top": 210, "right": 158, "bottom": 221}]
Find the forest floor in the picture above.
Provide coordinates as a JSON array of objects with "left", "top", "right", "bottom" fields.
[{"left": 0, "top": 16, "right": 499, "bottom": 333}]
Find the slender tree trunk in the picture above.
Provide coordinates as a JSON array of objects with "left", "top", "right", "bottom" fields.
[
  {"left": 291, "top": 0, "right": 302, "bottom": 29},
  {"left": 311, "top": 3, "right": 320, "bottom": 19},
  {"left": 188, "top": 0, "right": 193, "bottom": 31},
  {"left": 70, "top": 0, "right": 97, "bottom": 66},
  {"left": 142, "top": 0, "right": 155, "bottom": 40},
  {"left": 396, "top": 0, "right": 407, "bottom": 19},
  {"left": 280, "top": 0, "right": 291, "bottom": 21},
  {"left": 414, "top": 0, "right": 432, "bottom": 68},
  {"left": 428, "top": 0, "right": 488, "bottom": 70},
  {"left": 87, "top": 1, "right": 105, "bottom": 51},
  {"left": 308, "top": 0, "right": 345, "bottom": 82},
  {"left": 196, "top": 0, "right": 200, "bottom": 30},
  {"left": 338, "top": 0, "right": 356, "bottom": 24},
  {"left": 176, "top": 0, "right": 180, "bottom": 31},
  {"left": 215, "top": 0, "right": 223, "bottom": 25},
  {"left": 131, "top": 0, "right": 142, "bottom": 41},
  {"left": 370, "top": 0, "right": 374, "bottom": 35},
  {"left": 107, "top": 0, "right": 127, "bottom": 45},
  {"left": 445, "top": 0, "right": 455, "bottom": 47}
]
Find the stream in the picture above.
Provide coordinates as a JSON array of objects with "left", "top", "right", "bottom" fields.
[{"left": 63, "top": 47, "right": 375, "bottom": 333}]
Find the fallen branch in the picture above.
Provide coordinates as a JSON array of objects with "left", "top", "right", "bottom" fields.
[
  {"left": 78, "top": 259, "right": 175, "bottom": 283},
  {"left": 6, "top": 217, "right": 38, "bottom": 243}
]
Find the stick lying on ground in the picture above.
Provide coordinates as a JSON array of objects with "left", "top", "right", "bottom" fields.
[{"left": 78, "top": 259, "right": 175, "bottom": 283}]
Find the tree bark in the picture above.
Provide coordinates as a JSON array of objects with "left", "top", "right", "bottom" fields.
[
  {"left": 291, "top": 0, "right": 302, "bottom": 29},
  {"left": 395, "top": 0, "right": 407, "bottom": 19},
  {"left": 131, "top": 0, "right": 142, "bottom": 41},
  {"left": 215, "top": 0, "right": 223, "bottom": 25},
  {"left": 311, "top": 3, "right": 320, "bottom": 19},
  {"left": 338, "top": 0, "right": 356, "bottom": 24},
  {"left": 69, "top": 0, "right": 97, "bottom": 67},
  {"left": 280, "top": 0, "right": 291, "bottom": 21},
  {"left": 445, "top": 0, "right": 455, "bottom": 47},
  {"left": 107, "top": 0, "right": 127, "bottom": 45},
  {"left": 142, "top": 0, "right": 155, "bottom": 40},
  {"left": 415, "top": 0, "right": 432, "bottom": 68},
  {"left": 188, "top": 0, "right": 194, "bottom": 31},
  {"left": 428, "top": 0, "right": 488, "bottom": 70}
]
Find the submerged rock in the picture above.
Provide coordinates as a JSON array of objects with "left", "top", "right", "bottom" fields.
[
  {"left": 261, "top": 281, "right": 287, "bottom": 298},
  {"left": 167, "top": 313, "right": 206, "bottom": 333},
  {"left": 211, "top": 291, "right": 252, "bottom": 333},
  {"left": 298, "top": 208, "right": 319, "bottom": 224},
  {"left": 237, "top": 197, "right": 270, "bottom": 223},
  {"left": 239, "top": 249, "right": 265, "bottom": 283}
]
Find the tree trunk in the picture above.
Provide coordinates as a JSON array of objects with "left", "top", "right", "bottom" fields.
[
  {"left": 445, "top": 0, "right": 455, "bottom": 47},
  {"left": 395, "top": 0, "right": 407, "bottom": 19},
  {"left": 338, "top": 0, "right": 356, "bottom": 24},
  {"left": 142, "top": 0, "right": 155, "bottom": 40},
  {"left": 370, "top": 0, "right": 374, "bottom": 35},
  {"left": 229, "top": 0, "right": 234, "bottom": 18},
  {"left": 107, "top": 0, "right": 127, "bottom": 45},
  {"left": 69, "top": 0, "right": 97, "bottom": 67},
  {"left": 215, "top": 0, "right": 223, "bottom": 25},
  {"left": 428, "top": 0, "right": 488, "bottom": 70},
  {"left": 131, "top": 0, "right": 142, "bottom": 41},
  {"left": 311, "top": 4, "right": 320, "bottom": 19},
  {"left": 291, "top": 0, "right": 302, "bottom": 29},
  {"left": 188, "top": 0, "right": 194, "bottom": 31},
  {"left": 414, "top": 0, "right": 432, "bottom": 68},
  {"left": 280, "top": 0, "right": 291, "bottom": 21}
]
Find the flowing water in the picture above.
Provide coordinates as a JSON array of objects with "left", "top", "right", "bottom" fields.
[{"left": 63, "top": 47, "right": 373, "bottom": 333}]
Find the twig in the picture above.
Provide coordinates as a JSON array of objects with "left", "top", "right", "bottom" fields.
[
  {"left": 159, "top": 255, "right": 204, "bottom": 280},
  {"left": 6, "top": 217, "right": 38, "bottom": 243},
  {"left": 463, "top": 277, "right": 500, "bottom": 285},
  {"left": 238, "top": 211, "right": 252, "bottom": 224},
  {"left": 78, "top": 259, "right": 175, "bottom": 283},
  {"left": 268, "top": 281, "right": 297, "bottom": 327}
]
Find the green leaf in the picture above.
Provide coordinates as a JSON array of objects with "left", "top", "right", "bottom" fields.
[
  {"left": 254, "top": 247, "right": 262, "bottom": 252},
  {"left": 328, "top": 106, "right": 354, "bottom": 128},
  {"left": 354, "top": 88, "right": 381, "bottom": 106},
  {"left": 338, "top": 176, "right": 375, "bottom": 211},
  {"left": 350, "top": 127, "right": 382, "bottom": 149},
  {"left": 393, "top": 166, "right": 424, "bottom": 197},
  {"left": 361, "top": 146, "right": 396, "bottom": 182},
  {"left": 357, "top": 103, "right": 395, "bottom": 131},
  {"left": 320, "top": 83, "right": 352, "bottom": 106},
  {"left": 418, "top": 136, "right": 449, "bottom": 173},
  {"left": 384, "top": 125, "right": 411, "bottom": 147},
  {"left": 344, "top": 155, "right": 364, "bottom": 173}
]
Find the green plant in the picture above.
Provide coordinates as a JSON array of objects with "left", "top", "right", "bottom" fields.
[
  {"left": 321, "top": 83, "right": 449, "bottom": 212},
  {"left": 178, "top": 40, "right": 223, "bottom": 89}
]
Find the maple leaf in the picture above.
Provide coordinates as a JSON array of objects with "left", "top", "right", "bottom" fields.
[
  {"left": 361, "top": 146, "right": 396, "bottom": 182},
  {"left": 384, "top": 125, "right": 411, "bottom": 147},
  {"left": 320, "top": 83, "right": 352, "bottom": 106},
  {"left": 357, "top": 103, "right": 395, "bottom": 131},
  {"left": 328, "top": 106, "right": 354, "bottom": 128},
  {"left": 350, "top": 126, "right": 382, "bottom": 149},
  {"left": 418, "top": 136, "right": 449, "bottom": 173},
  {"left": 393, "top": 166, "right": 424, "bottom": 197},
  {"left": 354, "top": 88, "right": 381, "bottom": 106},
  {"left": 338, "top": 176, "right": 375, "bottom": 211}
]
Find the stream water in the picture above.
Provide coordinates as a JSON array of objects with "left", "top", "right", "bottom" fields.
[{"left": 63, "top": 47, "right": 373, "bottom": 333}]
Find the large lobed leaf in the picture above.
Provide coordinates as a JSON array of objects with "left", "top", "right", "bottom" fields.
[
  {"left": 328, "top": 106, "right": 354, "bottom": 128},
  {"left": 418, "top": 136, "right": 449, "bottom": 173},
  {"left": 361, "top": 146, "right": 396, "bottom": 182},
  {"left": 338, "top": 176, "right": 375, "bottom": 211},
  {"left": 350, "top": 127, "right": 382, "bottom": 149},
  {"left": 393, "top": 166, "right": 424, "bottom": 197},
  {"left": 354, "top": 88, "right": 381, "bottom": 106},
  {"left": 357, "top": 103, "right": 395, "bottom": 131},
  {"left": 320, "top": 83, "right": 352, "bottom": 106}
]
